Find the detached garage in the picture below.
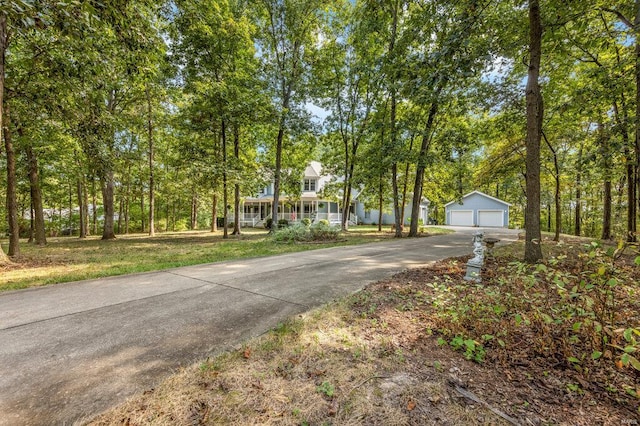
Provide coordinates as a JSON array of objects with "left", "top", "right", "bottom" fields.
[{"left": 445, "top": 191, "right": 511, "bottom": 228}]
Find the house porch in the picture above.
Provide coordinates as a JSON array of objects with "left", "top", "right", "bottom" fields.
[{"left": 239, "top": 199, "right": 358, "bottom": 227}]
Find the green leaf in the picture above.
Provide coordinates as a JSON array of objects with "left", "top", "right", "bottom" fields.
[
  {"left": 634, "top": 256, "right": 640, "bottom": 266},
  {"left": 514, "top": 314, "right": 522, "bottom": 326},
  {"left": 567, "top": 357, "right": 581, "bottom": 364},
  {"left": 624, "top": 328, "right": 633, "bottom": 342},
  {"left": 541, "top": 313, "right": 554, "bottom": 324},
  {"left": 627, "top": 355, "right": 640, "bottom": 371},
  {"left": 591, "top": 351, "right": 602, "bottom": 360},
  {"left": 464, "top": 339, "right": 476, "bottom": 350}
]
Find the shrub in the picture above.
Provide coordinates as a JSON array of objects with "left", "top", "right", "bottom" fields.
[
  {"left": 301, "top": 218, "right": 311, "bottom": 226},
  {"left": 264, "top": 218, "right": 273, "bottom": 229},
  {"left": 309, "top": 222, "right": 340, "bottom": 241},
  {"left": 271, "top": 222, "right": 340, "bottom": 243},
  {"left": 318, "top": 219, "right": 329, "bottom": 226},
  {"left": 278, "top": 219, "right": 289, "bottom": 228},
  {"left": 272, "top": 224, "right": 311, "bottom": 243}
]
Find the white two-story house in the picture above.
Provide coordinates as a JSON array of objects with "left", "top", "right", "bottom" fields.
[
  {"left": 239, "top": 161, "right": 430, "bottom": 228},
  {"left": 240, "top": 161, "right": 359, "bottom": 227}
]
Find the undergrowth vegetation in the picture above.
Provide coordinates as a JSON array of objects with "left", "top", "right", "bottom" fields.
[
  {"left": 352, "top": 239, "right": 640, "bottom": 415},
  {"left": 272, "top": 222, "right": 341, "bottom": 243},
  {"left": 433, "top": 241, "right": 640, "bottom": 390}
]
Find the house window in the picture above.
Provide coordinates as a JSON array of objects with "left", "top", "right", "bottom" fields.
[
  {"left": 364, "top": 210, "right": 371, "bottom": 219},
  {"left": 303, "top": 179, "right": 317, "bottom": 192}
]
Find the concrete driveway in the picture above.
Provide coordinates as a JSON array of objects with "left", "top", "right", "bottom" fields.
[{"left": 0, "top": 227, "right": 519, "bottom": 425}]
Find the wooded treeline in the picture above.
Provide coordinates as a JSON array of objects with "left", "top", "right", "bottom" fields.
[{"left": 1, "top": 0, "right": 638, "bottom": 263}]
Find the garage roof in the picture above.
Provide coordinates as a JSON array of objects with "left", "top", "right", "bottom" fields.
[{"left": 445, "top": 190, "right": 512, "bottom": 207}]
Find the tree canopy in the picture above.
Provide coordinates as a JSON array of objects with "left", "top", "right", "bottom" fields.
[{"left": 1, "top": 0, "right": 639, "bottom": 263}]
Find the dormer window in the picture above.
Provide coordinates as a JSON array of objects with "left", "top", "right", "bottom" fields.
[{"left": 303, "top": 178, "right": 317, "bottom": 192}]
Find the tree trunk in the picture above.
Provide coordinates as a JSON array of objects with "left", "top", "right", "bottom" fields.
[
  {"left": 147, "top": 86, "right": 155, "bottom": 237},
  {"left": 191, "top": 194, "right": 198, "bottom": 230},
  {"left": 172, "top": 202, "right": 177, "bottom": 232},
  {"left": 341, "top": 138, "right": 359, "bottom": 232},
  {"left": 575, "top": 145, "right": 582, "bottom": 236},
  {"left": 92, "top": 178, "right": 98, "bottom": 235},
  {"left": 140, "top": 189, "right": 145, "bottom": 234},
  {"left": 82, "top": 175, "right": 89, "bottom": 236},
  {"left": 0, "top": 12, "right": 11, "bottom": 263},
  {"left": 101, "top": 170, "right": 116, "bottom": 240},
  {"left": 340, "top": 130, "right": 351, "bottom": 232},
  {"left": 117, "top": 196, "right": 123, "bottom": 234},
  {"left": 3, "top": 102, "right": 20, "bottom": 256},
  {"left": 409, "top": 99, "right": 439, "bottom": 237},
  {"left": 231, "top": 124, "right": 244, "bottom": 235},
  {"left": 165, "top": 199, "right": 170, "bottom": 232},
  {"left": 632, "top": 0, "right": 640, "bottom": 242},
  {"left": 26, "top": 144, "right": 46, "bottom": 245},
  {"left": 388, "top": 3, "right": 402, "bottom": 238},
  {"left": 389, "top": 89, "right": 402, "bottom": 237},
  {"left": 77, "top": 178, "right": 87, "bottom": 238},
  {"left": 221, "top": 119, "right": 228, "bottom": 239},
  {"left": 68, "top": 183, "right": 73, "bottom": 235},
  {"left": 603, "top": 181, "right": 612, "bottom": 240},
  {"left": 271, "top": 117, "right": 286, "bottom": 232},
  {"left": 232, "top": 125, "right": 241, "bottom": 235},
  {"left": 524, "top": 0, "right": 543, "bottom": 263},
  {"left": 124, "top": 181, "right": 130, "bottom": 234},
  {"left": 542, "top": 132, "right": 560, "bottom": 241},
  {"left": 400, "top": 157, "right": 411, "bottom": 230},
  {"left": 28, "top": 196, "right": 34, "bottom": 243},
  {"left": 211, "top": 193, "right": 218, "bottom": 232},
  {"left": 340, "top": 159, "right": 356, "bottom": 232},
  {"left": 377, "top": 172, "right": 384, "bottom": 232},
  {"left": 597, "top": 123, "right": 612, "bottom": 239}
]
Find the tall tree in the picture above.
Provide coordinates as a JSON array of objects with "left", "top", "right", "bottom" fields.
[
  {"left": 257, "top": 0, "right": 325, "bottom": 231},
  {"left": 524, "top": 0, "right": 543, "bottom": 262},
  {"left": 600, "top": 4, "right": 638, "bottom": 241},
  {"left": 405, "top": 0, "right": 490, "bottom": 237},
  {"left": 315, "top": 0, "right": 381, "bottom": 231}
]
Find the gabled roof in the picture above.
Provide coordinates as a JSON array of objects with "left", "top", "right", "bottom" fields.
[
  {"left": 305, "top": 161, "right": 322, "bottom": 178},
  {"left": 445, "top": 190, "right": 512, "bottom": 207}
]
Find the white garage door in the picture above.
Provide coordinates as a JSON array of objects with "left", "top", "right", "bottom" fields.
[
  {"left": 478, "top": 210, "right": 503, "bottom": 227},
  {"left": 450, "top": 210, "right": 474, "bottom": 226}
]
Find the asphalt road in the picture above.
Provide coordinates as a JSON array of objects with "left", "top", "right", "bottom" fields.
[{"left": 0, "top": 227, "right": 519, "bottom": 425}]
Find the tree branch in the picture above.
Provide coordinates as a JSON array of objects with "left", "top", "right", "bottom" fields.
[{"left": 599, "top": 7, "right": 634, "bottom": 30}]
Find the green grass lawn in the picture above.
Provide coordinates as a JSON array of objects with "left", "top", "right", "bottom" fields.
[{"left": 0, "top": 225, "right": 453, "bottom": 292}]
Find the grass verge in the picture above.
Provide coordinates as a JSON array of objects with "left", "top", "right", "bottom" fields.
[{"left": 0, "top": 226, "right": 452, "bottom": 292}]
